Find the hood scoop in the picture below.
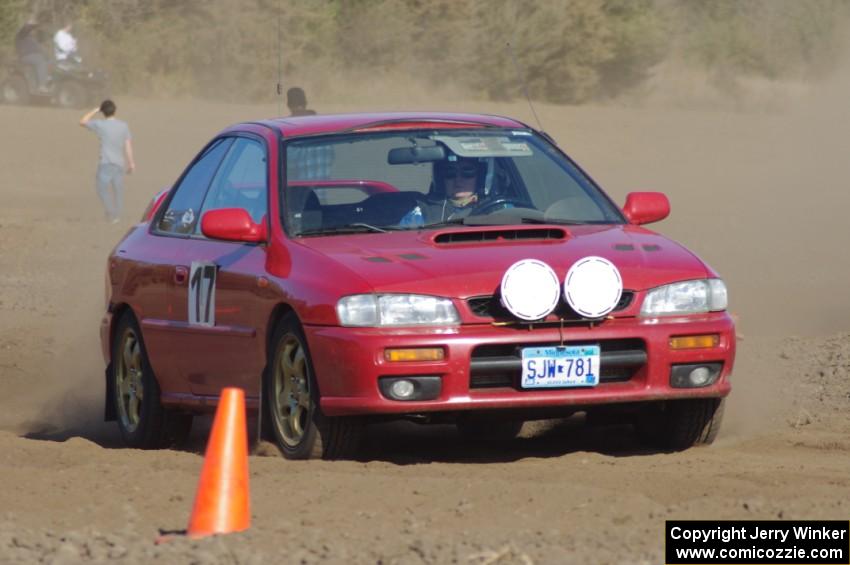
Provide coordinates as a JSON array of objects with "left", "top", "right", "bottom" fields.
[{"left": 433, "top": 227, "right": 567, "bottom": 245}]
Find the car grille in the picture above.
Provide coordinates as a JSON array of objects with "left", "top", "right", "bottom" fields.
[
  {"left": 467, "top": 291, "right": 634, "bottom": 320},
  {"left": 469, "top": 338, "right": 646, "bottom": 389}
]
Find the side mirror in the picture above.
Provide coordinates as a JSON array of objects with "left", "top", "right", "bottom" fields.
[
  {"left": 201, "top": 208, "right": 267, "bottom": 243},
  {"left": 622, "top": 192, "right": 670, "bottom": 225}
]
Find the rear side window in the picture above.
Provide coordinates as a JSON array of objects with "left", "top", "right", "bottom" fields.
[
  {"left": 158, "top": 138, "right": 233, "bottom": 235},
  {"left": 197, "top": 138, "right": 268, "bottom": 228}
]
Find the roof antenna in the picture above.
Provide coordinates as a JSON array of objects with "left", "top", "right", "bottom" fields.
[
  {"left": 276, "top": 0, "right": 283, "bottom": 116},
  {"left": 506, "top": 40, "right": 544, "bottom": 133}
]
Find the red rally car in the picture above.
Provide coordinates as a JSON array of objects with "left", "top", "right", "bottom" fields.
[{"left": 100, "top": 112, "right": 735, "bottom": 459}]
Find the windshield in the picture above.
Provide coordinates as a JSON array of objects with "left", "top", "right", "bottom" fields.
[{"left": 282, "top": 128, "right": 624, "bottom": 236}]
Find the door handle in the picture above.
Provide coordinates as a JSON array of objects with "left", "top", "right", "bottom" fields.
[{"left": 174, "top": 266, "right": 189, "bottom": 285}]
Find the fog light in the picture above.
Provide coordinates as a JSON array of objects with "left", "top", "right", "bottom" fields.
[
  {"left": 379, "top": 376, "right": 442, "bottom": 401},
  {"left": 385, "top": 347, "right": 445, "bottom": 362},
  {"left": 391, "top": 379, "right": 415, "bottom": 398},
  {"left": 689, "top": 367, "right": 711, "bottom": 387},
  {"left": 670, "top": 363, "right": 722, "bottom": 388},
  {"left": 669, "top": 334, "right": 719, "bottom": 350}
]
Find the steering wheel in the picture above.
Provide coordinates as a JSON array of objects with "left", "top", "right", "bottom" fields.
[
  {"left": 468, "top": 197, "right": 529, "bottom": 216},
  {"left": 410, "top": 192, "right": 429, "bottom": 206}
]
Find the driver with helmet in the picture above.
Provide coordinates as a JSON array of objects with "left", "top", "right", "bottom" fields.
[
  {"left": 433, "top": 156, "right": 483, "bottom": 220},
  {"left": 400, "top": 155, "right": 487, "bottom": 226}
]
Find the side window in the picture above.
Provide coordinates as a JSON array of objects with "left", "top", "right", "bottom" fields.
[
  {"left": 512, "top": 148, "right": 607, "bottom": 221},
  {"left": 197, "top": 138, "right": 268, "bottom": 227},
  {"left": 158, "top": 138, "right": 233, "bottom": 235}
]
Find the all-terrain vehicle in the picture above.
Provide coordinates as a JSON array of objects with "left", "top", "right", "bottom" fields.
[{"left": 1, "top": 59, "right": 108, "bottom": 108}]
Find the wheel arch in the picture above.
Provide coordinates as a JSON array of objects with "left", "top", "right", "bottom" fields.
[{"left": 264, "top": 302, "right": 297, "bottom": 356}]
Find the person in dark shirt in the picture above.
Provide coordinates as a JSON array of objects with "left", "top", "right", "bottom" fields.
[
  {"left": 15, "top": 19, "right": 49, "bottom": 92},
  {"left": 286, "top": 87, "right": 316, "bottom": 116}
]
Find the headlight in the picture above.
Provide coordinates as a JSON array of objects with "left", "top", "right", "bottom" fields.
[
  {"left": 336, "top": 294, "right": 460, "bottom": 327},
  {"left": 640, "top": 279, "right": 727, "bottom": 317}
]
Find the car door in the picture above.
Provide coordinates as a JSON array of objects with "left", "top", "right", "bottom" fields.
[
  {"left": 168, "top": 135, "right": 271, "bottom": 398},
  {"left": 142, "top": 137, "right": 233, "bottom": 397}
]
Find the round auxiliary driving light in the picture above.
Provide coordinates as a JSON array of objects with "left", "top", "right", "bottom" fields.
[
  {"left": 689, "top": 367, "right": 712, "bottom": 387},
  {"left": 390, "top": 379, "right": 416, "bottom": 399},
  {"left": 564, "top": 256, "right": 623, "bottom": 319},
  {"left": 500, "top": 259, "right": 561, "bottom": 321}
]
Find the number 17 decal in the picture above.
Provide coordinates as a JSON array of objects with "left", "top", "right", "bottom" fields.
[{"left": 189, "top": 261, "right": 217, "bottom": 326}]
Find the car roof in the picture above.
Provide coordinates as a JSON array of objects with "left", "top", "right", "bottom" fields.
[{"left": 237, "top": 112, "right": 530, "bottom": 138}]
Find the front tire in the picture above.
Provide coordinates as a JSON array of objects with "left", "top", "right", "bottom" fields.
[
  {"left": 2, "top": 75, "right": 29, "bottom": 105},
  {"left": 55, "top": 80, "right": 87, "bottom": 109},
  {"left": 265, "top": 313, "right": 362, "bottom": 460},
  {"left": 112, "top": 312, "right": 192, "bottom": 448},
  {"left": 635, "top": 398, "right": 725, "bottom": 451}
]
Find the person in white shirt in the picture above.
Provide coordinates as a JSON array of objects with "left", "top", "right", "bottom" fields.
[{"left": 53, "top": 22, "right": 78, "bottom": 63}]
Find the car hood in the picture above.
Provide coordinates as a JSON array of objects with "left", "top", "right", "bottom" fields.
[{"left": 295, "top": 224, "right": 710, "bottom": 297}]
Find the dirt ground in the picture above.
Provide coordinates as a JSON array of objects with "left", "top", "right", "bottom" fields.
[{"left": 1, "top": 79, "right": 850, "bottom": 564}]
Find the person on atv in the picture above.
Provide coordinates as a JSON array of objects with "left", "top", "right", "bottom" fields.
[
  {"left": 53, "top": 21, "right": 80, "bottom": 65},
  {"left": 15, "top": 19, "right": 49, "bottom": 93}
]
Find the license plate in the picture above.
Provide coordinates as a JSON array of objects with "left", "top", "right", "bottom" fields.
[{"left": 520, "top": 345, "right": 600, "bottom": 389}]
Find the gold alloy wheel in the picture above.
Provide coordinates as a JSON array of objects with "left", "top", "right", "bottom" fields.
[
  {"left": 116, "top": 328, "right": 144, "bottom": 433},
  {"left": 273, "top": 334, "right": 312, "bottom": 446}
]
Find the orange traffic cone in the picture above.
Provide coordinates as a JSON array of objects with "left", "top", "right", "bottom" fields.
[{"left": 185, "top": 387, "right": 251, "bottom": 538}]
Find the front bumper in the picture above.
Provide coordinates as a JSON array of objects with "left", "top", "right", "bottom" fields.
[{"left": 305, "top": 313, "right": 736, "bottom": 417}]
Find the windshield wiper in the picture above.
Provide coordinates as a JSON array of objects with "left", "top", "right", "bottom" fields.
[
  {"left": 423, "top": 216, "right": 550, "bottom": 229},
  {"left": 424, "top": 209, "right": 549, "bottom": 228},
  {"left": 544, "top": 219, "right": 594, "bottom": 225},
  {"left": 464, "top": 215, "right": 552, "bottom": 226},
  {"left": 422, "top": 216, "right": 596, "bottom": 229},
  {"left": 298, "top": 223, "right": 389, "bottom": 236},
  {"left": 421, "top": 217, "right": 467, "bottom": 229}
]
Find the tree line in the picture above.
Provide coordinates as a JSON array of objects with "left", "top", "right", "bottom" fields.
[{"left": 2, "top": 0, "right": 847, "bottom": 103}]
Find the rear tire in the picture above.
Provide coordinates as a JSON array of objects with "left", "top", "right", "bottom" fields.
[
  {"left": 111, "top": 311, "right": 193, "bottom": 448},
  {"left": 264, "top": 312, "right": 362, "bottom": 459},
  {"left": 2, "top": 75, "right": 29, "bottom": 105},
  {"left": 635, "top": 398, "right": 725, "bottom": 451}
]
